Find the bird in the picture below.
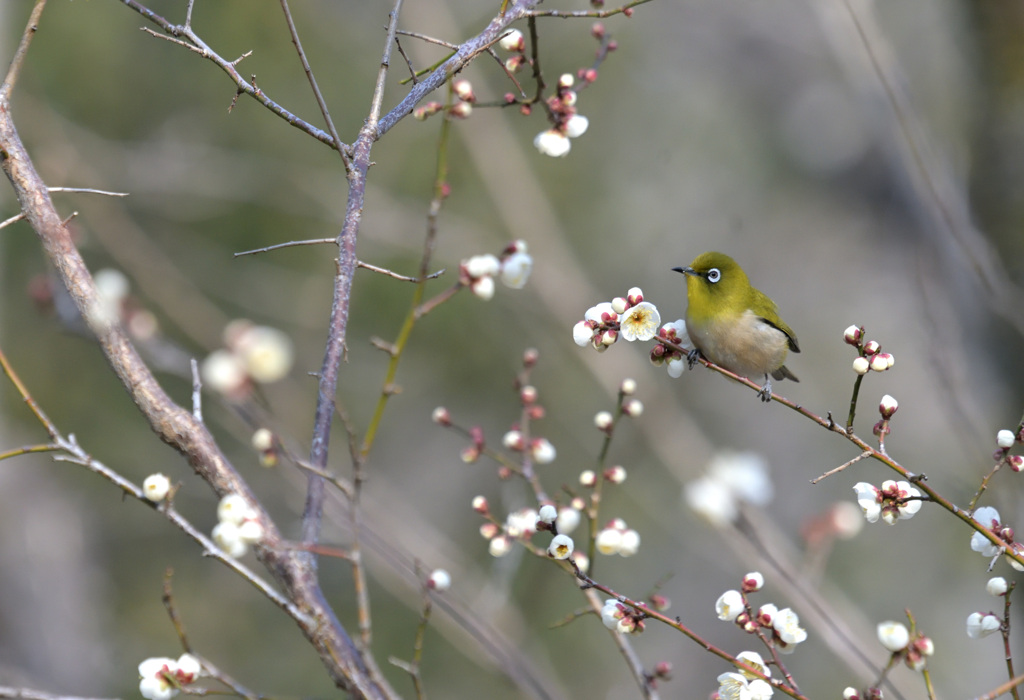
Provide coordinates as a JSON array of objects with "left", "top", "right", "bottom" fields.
[{"left": 672, "top": 252, "right": 799, "bottom": 402}]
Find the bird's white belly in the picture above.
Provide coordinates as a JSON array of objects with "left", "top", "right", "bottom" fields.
[{"left": 690, "top": 311, "right": 789, "bottom": 378}]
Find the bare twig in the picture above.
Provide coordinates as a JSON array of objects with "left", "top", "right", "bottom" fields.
[
  {"left": 48, "top": 187, "right": 130, "bottom": 197},
  {"left": 0, "top": 0, "right": 47, "bottom": 103},
  {"left": 358, "top": 260, "right": 446, "bottom": 282},
  {"left": 279, "top": 0, "right": 350, "bottom": 167},
  {"left": 234, "top": 237, "right": 335, "bottom": 257}
]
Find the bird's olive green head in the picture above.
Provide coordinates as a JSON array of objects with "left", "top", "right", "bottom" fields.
[{"left": 672, "top": 252, "right": 752, "bottom": 324}]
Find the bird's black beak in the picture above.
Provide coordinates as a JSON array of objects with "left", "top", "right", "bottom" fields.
[{"left": 672, "top": 266, "right": 697, "bottom": 277}]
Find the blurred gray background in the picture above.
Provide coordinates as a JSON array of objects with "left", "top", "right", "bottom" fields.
[{"left": 2, "top": 1, "right": 1023, "bottom": 698}]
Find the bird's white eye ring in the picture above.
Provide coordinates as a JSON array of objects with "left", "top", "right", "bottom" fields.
[{"left": 706, "top": 268, "right": 721, "bottom": 283}]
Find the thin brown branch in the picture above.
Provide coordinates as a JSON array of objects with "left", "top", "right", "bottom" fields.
[{"left": 0, "top": 1, "right": 47, "bottom": 103}]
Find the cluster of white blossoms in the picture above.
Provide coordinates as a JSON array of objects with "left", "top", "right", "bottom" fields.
[
  {"left": 874, "top": 620, "right": 934, "bottom": 672},
  {"left": 572, "top": 289, "right": 693, "bottom": 377},
  {"left": 851, "top": 479, "right": 922, "bottom": 525},
  {"left": 969, "top": 505, "right": 1024, "bottom": 570},
  {"left": 716, "top": 650, "right": 774, "bottom": 700},
  {"left": 138, "top": 654, "right": 201, "bottom": 700},
  {"left": 844, "top": 325, "right": 895, "bottom": 375},
  {"left": 685, "top": 452, "right": 773, "bottom": 528},
  {"left": 459, "top": 240, "right": 533, "bottom": 301},
  {"left": 201, "top": 319, "right": 294, "bottom": 398},
  {"left": 715, "top": 572, "right": 807, "bottom": 659},
  {"left": 414, "top": 78, "right": 475, "bottom": 121},
  {"left": 211, "top": 493, "right": 264, "bottom": 558}
]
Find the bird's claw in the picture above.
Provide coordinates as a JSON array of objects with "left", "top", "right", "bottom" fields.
[
  {"left": 758, "top": 376, "right": 773, "bottom": 403},
  {"left": 686, "top": 348, "right": 702, "bottom": 370}
]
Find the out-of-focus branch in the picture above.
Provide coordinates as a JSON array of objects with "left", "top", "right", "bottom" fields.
[{"left": 0, "top": 42, "right": 390, "bottom": 700}]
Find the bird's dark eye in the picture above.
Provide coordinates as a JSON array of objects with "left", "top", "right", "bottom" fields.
[{"left": 706, "top": 268, "right": 721, "bottom": 283}]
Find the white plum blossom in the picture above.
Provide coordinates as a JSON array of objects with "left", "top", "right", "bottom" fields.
[
  {"left": 235, "top": 325, "right": 294, "bottom": 383},
  {"left": 877, "top": 620, "right": 910, "bottom": 651},
  {"left": 489, "top": 535, "right": 513, "bottom": 557},
  {"left": 427, "top": 569, "right": 451, "bottom": 591},
  {"left": 773, "top": 608, "right": 807, "bottom": 649},
  {"left": 212, "top": 521, "right": 248, "bottom": 558},
  {"left": 138, "top": 657, "right": 179, "bottom": 700},
  {"left": 716, "top": 672, "right": 774, "bottom": 700},
  {"left": 966, "top": 611, "right": 1001, "bottom": 639},
  {"left": 465, "top": 254, "right": 501, "bottom": 279},
  {"left": 987, "top": 577, "right": 1009, "bottom": 596},
  {"left": 143, "top": 473, "right": 171, "bottom": 502},
  {"left": 573, "top": 321, "right": 596, "bottom": 347},
  {"left": 534, "top": 129, "right": 571, "bottom": 157},
  {"left": 500, "top": 252, "right": 533, "bottom": 289},
  {"left": 547, "top": 534, "right": 574, "bottom": 560},
  {"left": 505, "top": 508, "right": 539, "bottom": 538},
  {"left": 716, "top": 589, "right": 745, "bottom": 622},
  {"left": 618, "top": 529, "right": 641, "bottom": 557},
  {"left": 595, "top": 527, "right": 623, "bottom": 555},
  {"left": 971, "top": 506, "right": 1002, "bottom": 557},
  {"left": 998, "top": 430, "right": 1016, "bottom": 449},
  {"left": 556, "top": 507, "right": 581, "bottom": 534},
  {"left": 687, "top": 452, "right": 773, "bottom": 527},
  {"left": 853, "top": 482, "right": 882, "bottom": 523},
  {"left": 499, "top": 28, "right": 524, "bottom": 52},
  {"left": 537, "top": 504, "right": 558, "bottom": 525},
  {"left": 686, "top": 475, "right": 738, "bottom": 528},
  {"left": 735, "top": 651, "right": 770, "bottom": 684},
  {"left": 619, "top": 301, "right": 660, "bottom": 342},
  {"left": 564, "top": 114, "right": 589, "bottom": 138}
]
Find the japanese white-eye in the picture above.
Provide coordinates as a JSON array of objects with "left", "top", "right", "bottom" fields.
[{"left": 673, "top": 252, "right": 799, "bottom": 401}]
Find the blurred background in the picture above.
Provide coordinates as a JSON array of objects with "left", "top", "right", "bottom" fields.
[{"left": 2, "top": 0, "right": 1023, "bottom": 698}]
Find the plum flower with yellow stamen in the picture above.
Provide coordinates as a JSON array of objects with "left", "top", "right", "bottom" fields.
[{"left": 619, "top": 301, "right": 660, "bottom": 342}]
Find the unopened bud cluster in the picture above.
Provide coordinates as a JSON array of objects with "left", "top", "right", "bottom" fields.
[
  {"left": 459, "top": 240, "right": 533, "bottom": 300},
  {"left": 414, "top": 79, "right": 475, "bottom": 121},
  {"left": 845, "top": 325, "right": 894, "bottom": 375}
]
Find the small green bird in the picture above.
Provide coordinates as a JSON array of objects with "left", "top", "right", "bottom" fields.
[{"left": 673, "top": 252, "right": 799, "bottom": 402}]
